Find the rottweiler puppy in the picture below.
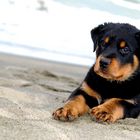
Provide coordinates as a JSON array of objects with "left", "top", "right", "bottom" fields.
[{"left": 53, "top": 23, "right": 140, "bottom": 123}]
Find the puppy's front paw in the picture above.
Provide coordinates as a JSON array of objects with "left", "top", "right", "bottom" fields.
[
  {"left": 52, "top": 107, "right": 79, "bottom": 121},
  {"left": 90, "top": 98, "right": 124, "bottom": 123},
  {"left": 53, "top": 95, "right": 89, "bottom": 121},
  {"left": 90, "top": 106, "right": 114, "bottom": 123}
]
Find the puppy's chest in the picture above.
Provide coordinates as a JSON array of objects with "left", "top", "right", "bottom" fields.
[
  {"left": 85, "top": 68, "right": 140, "bottom": 99},
  {"left": 93, "top": 80, "right": 140, "bottom": 99}
]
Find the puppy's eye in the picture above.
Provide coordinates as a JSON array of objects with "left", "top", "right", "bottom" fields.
[
  {"left": 119, "top": 46, "right": 130, "bottom": 55},
  {"left": 119, "top": 40, "right": 130, "bottom": 55}
]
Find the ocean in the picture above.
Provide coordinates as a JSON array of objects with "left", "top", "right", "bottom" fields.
[{"left": 0, "top": 0, "right": 140, "bottom": 66}]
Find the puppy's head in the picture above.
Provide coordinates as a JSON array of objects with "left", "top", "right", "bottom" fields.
[{"left": 91, "top": 23, "right": 140, "bottom": 81}]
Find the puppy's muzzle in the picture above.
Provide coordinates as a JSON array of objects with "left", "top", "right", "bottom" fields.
[{"left": 99, "top": 58, "right": 111, "bottom": 70}]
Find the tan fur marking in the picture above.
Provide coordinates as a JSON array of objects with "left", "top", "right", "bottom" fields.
[
  {"left": 90, "top": 98, "right": 124, "bottom": 123},
  {"left": 94, "top": 55, "right": 102, "bottom": 72},
  {"left": 110, "top": 55, "right": 139, "bottom": 81},
  {"left": 104, "top": 36, "right": 110, "bottom": 44},
  {"left": 120, "top": 41, "right": 126, "bottom": 48},
  {"left": 53, "top": 95, "right": 89, "bottom": 121},
  {"left": 81, "top": 82, "right": 102, "bottom": 104},
  {"left": 65, "top": 95, "right": 89, "bottom": 115}
]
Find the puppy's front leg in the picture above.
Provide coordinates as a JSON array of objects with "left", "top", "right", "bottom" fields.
[
  {"left": 53, "top": 94, "right": 89, "bottom": 121},
  {"left": 53, "top": 84, "right": 100, "bottom": 121}
]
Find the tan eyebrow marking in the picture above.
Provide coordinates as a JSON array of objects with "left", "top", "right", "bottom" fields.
[
  {"left": 120, "top": 41, "right": 126, "bottom": 48},
  {"left": 104, "top": 37, "right": 110, "bottom": 44}
]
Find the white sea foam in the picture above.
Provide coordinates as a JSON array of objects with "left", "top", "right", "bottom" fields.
[{"left": 0, "top": 0, "right": 140, "bottom": 66}]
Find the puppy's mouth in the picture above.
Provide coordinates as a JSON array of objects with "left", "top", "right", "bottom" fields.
[
  {"left": 94, "top": 68, "right": 123, "bottom": 81},
  {"left": 94, "top": 55, "right": 139, "bottom": 82}
]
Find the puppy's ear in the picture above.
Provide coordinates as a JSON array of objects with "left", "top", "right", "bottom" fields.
[
  {"left": 135, "top": 31, "right": 140, "bottom": 45},
  {"left": 135, "top": 32, "right": 140, "bottom": 58},
  {"left": 91, "top": 24, "right": 106, "bottom": 52}
]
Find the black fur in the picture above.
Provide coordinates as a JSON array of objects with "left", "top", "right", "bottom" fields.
[{"left": 120, "top": 100, "right": 140, "bottom": 118}]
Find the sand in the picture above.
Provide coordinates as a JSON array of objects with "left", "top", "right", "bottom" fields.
[{"left": 0, "top": 53, "right": 139, "bottom": 140}]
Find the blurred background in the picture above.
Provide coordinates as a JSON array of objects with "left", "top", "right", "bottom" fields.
[{"left": 0, "top": 0, "right": 140, "bottom": 66}]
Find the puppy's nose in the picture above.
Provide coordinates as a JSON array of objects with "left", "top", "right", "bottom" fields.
[{"left": 100, "top": 58, "right": 111, "bottom": 69}]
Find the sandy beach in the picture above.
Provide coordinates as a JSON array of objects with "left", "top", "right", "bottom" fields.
[{"left": 0, "top": 53, "right": 139, "bottom": 140}]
